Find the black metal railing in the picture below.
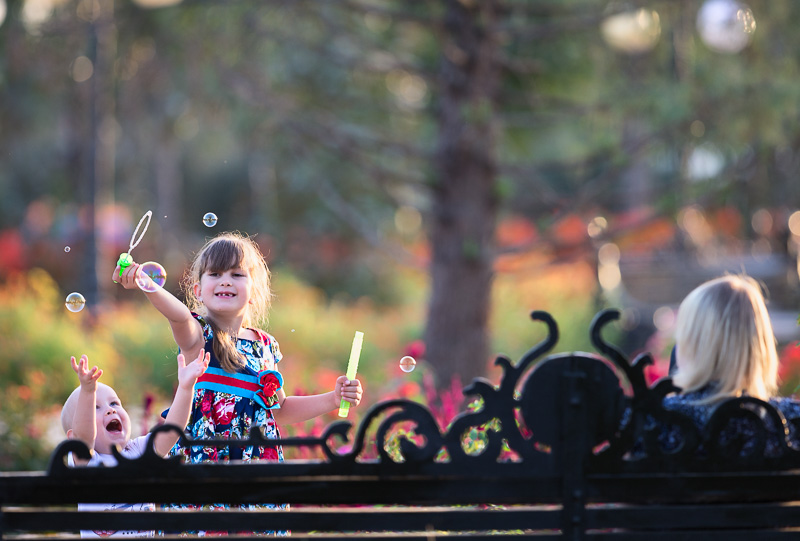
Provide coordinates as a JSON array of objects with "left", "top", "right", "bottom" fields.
[{"left": 3, "top": 309, "right": 800, "bottom": 540}]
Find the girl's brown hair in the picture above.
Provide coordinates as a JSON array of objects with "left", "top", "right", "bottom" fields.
[{"left": 183, "top": 232, "right": 272, "bottom": 373}]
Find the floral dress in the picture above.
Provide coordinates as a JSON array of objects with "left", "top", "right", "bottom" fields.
[
  {"left": 164, "top": 314, "right": 288, "bottom": 534},
  {"left": 169, "top": 314, "right": 284, "bottom": 463}
]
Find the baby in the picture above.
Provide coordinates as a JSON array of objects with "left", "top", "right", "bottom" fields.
[{"left": 60, "top": 351, "right": 209, "bottom": 536}]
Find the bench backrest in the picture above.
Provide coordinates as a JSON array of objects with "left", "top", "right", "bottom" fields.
[{"left": 3, "top": 309, "right": 800, "bottom": 539}]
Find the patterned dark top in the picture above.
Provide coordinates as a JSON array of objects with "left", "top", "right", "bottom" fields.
[{"left": 650, "top": 385, "right": 800, "bottom": 457}]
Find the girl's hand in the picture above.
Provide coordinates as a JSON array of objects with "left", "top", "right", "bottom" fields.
[
  {"left": 334, "top": 376, "right": 363, "bottom": 408},
  {"left": 177, "top": 349, "right": 210, "bottom": 390},
  {"left": 112, "top": 261, "right": 143, "bottom": 290},
  {"left": 70, "top": 355, "right": 102, "bottom": 390}
]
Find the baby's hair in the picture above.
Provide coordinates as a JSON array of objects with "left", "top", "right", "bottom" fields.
[
  {"left": 60, "top": 382, "right": 114, "bottom": 435},
  {"left": 672, "top": 274, "right": 778, "bottom": 404},
  {"left": 183, "top": 232, "right": 273, "bottom": 373}
]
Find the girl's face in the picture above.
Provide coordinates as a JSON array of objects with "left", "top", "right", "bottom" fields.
[
  {"left": 94, "top": 384, "right": 132, "bottom": 455},
  {"left": 194, "top": 266, "right": 253, "bottom": 319}
]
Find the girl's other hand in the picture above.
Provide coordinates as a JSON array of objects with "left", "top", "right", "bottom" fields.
[{"left": 334, "top": 376, "right": 363, "bottom": 408}]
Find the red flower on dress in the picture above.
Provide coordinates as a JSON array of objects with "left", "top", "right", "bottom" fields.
[
  {"left": 200, "top": 391, "right": 214, "bottom": 417},
  {"left": 213, "top": 396, "right": 236, "bottom": 425},
  {"left": 256, "top": 372, "right": 281, "bottom": 407}
]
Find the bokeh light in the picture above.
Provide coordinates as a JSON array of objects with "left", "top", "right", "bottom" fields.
[
  {"left": 788, "top": 211, "right": 800, "bottom": 237},
  {"left": 587, "top": 216, "right": 608, "bottom": 238},
  {"left": 601, "top": 8, "right": 662, "bottom": 54},
  {"left": 678, "top": 206, "right": 714, "bottom": 247},
  {"left": 21, "top": 0, "right": 55, "bottom": 34},
  {"left": 697, "top": 0, "right": 756, "bottom": 54},
  {"left": 394, "top": 206, "right": 422, "bottom": 236},
  {"left": 690, "top": 120, "right": 706, "bottom": 138},
  {"left": 385, "top": 69, "right": 428, "bottom": 109},
  {"left": 751, "top": 208, "right": 773, "bottom": 236},
  {"left": 686, "top": 143, "right": 725, "bottom": 181},
  {"left": 653, "top": 306, "right": 676, "bottom": 332},
  {"left": 130, "top": 0, "right": 182, "bottom": 8},
  {"left": 597, "top": 243, "right": 622, "bottom": 291},
  {"left": 70, "top": 56, "right": 94, "bottom": 83}
]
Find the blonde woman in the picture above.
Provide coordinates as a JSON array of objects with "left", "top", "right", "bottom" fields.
[{"left": 660, "top": 275, "right": 800, "bottom": 455}]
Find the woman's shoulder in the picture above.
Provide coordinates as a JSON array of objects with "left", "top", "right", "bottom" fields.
[
  {"left": 661, "top": 388, "right": 718, "bottom": 425},
  {"left": 663, "top": 387, "right": 715, "bottom": 410},
  {"left": 768, "top": 396, "right": 800, "bottom": 419},
  {"left": 664, "top": 388, "right": 800, "bottom": 421}
]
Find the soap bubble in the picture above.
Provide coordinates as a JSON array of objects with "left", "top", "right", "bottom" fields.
[
  {"left": 399, "top": 356, "right": 416, "bottom": 373},
  {"left": 65, "top": 292, "right": 86, "bottom": 313},
  {"left": 64, "top": 246, "right": 71, "bottom": 253},
  {"left": 203, "top": 212, "right": 218, "bottom": 227},
  {"left": 136, "top": 261, "right": 167, "bottom": 293}
]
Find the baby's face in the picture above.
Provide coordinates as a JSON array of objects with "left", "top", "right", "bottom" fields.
[{"left": 94, "top": 383, "right": 132, "bottom": 455}]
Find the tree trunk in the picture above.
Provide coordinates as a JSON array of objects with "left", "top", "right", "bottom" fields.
[{"left": 425, "top": 0, "right": 500, "bottom": 393}]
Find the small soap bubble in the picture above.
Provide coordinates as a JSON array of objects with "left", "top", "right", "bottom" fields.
[
  {"left": 203, "top": 212, "right": 218, "bottom": 227},
  {"left": 291, "top": 329, "right": 295, "bottom": 333},
  {"left": 65, "top": 292, "right": 86, "bottom": 313},
  {"left": 64, "top": 246, "right": 70, "bottom": 253},
  {"left": 399, "top": 355, "right": 416, "bottom": 373},
  {"left": 136, "top": 261, "right": 167, "bottom": 293}
]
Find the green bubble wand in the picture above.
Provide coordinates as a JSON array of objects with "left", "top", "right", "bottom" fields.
[
  {"left": 117, "top": 210, "right": 152, "bottom": 278},
  {"left": 338, "top": 331, "right": 364, "bottom": 418}
]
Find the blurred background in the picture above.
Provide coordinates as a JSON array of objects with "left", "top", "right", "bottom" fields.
[{"left": 2, "top": 0, "right": 800, "bottom": 469}]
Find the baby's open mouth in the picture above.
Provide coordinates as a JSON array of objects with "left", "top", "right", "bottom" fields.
[{"left": 106, "top": 419, "right": 122, "bottom": 433}]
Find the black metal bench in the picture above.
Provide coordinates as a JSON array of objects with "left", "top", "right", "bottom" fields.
[{"left": 3, "top": 309, "right": 800, "bottom": 540}]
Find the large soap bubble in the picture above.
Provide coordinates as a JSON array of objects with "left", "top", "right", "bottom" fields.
[
  {"left": 65, "top": 292, "right": 86, "bottom": 313},
  {"left": 136, "top": 261, "right": 167, "bottom": 293}
]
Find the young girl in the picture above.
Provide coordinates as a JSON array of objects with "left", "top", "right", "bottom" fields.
[{"left": 113, "top": 232, "right": 363, "bottom": 463}]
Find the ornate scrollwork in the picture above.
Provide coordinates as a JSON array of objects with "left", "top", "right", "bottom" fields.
[{"left": 47, "top": 308, "right": 800, "bottom": 475}]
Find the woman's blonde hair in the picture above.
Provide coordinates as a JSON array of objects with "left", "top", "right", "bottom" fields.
[
  {"left": 183, "top": 232, "right": 272, "bottom": 373},
  {"left": 672, "top": 274, "right": 778, "bottom": 404}
]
